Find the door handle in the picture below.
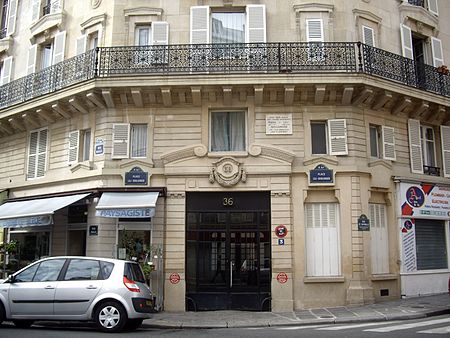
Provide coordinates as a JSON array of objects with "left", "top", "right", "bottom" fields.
[
  {"left": 230, "top": 261, "right": 234, "bottom": 288},
  {"left": 44, "top": 285, "right": 55, "bottom": 289},
  {"left": 86, "top": 285, "right": 98, "bottom": 289}
]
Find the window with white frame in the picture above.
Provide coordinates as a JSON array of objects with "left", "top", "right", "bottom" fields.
[
  {"left": 1, "top": 0, "right": 18, "bottom": 39},
  {"left": 306, "top": 19, "right": 324, "bottom": 61},
  {"left": 362, "top": 25, "right": 375, "bottom": 47},
  {"left": 210, "top": 111, "right": 246, "bottom": 152},
  {"left": 31, "top": 0, "right": 61, "bottom": 22},
  {"left": 68, "top": 129, "right": 91, "bottom": 164},
  {"left": 211, "top": 11, "right": 245, "bottom": 43},
  {"left": 311, "top": 119, "right": 348, "bottom": 156},
  {"left": 27, "top": 31, "right": 66, "bottom": 74},
  {"left": 27, "top": 127, "right": 48, "bottom": 179},
  {"left": 0, "top": 56, "right": 13, "bottom": 85},
  {"left": 305, "top": 203, "right": 341, "bottom": 277},
  {"left": 421, "top": 125, "right": 436, "bottom": 168},
  {"left": 369, "top": 125, "right": 396, "bottom": 160},
  {"left": 112, "top": 123, "right": 148, "bottom": 159},
  {"left": 369, "top": 204, "right": 389, "bottom": 274},
  {"left": 406, "top": 0, "right": 439, "bottom": 16}
]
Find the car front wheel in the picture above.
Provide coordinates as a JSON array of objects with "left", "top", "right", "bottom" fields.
[{"left": 94, "top": 301, "right": 127, "bottom": 333}]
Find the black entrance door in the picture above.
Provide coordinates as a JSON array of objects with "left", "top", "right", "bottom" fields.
[{"left": 186, "top": 192, "right": 271, "bottom": 311}]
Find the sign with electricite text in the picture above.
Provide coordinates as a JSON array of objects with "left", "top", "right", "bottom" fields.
[{"left": 400, "top": 183, "right": 450, "bottom": 219}]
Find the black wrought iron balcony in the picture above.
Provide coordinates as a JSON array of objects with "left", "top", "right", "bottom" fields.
[
  {"left": 0, "top": 27, "right": 6, "bottom": 39},
  {"left": 408, "top": 0, "right": 425, "bottom": 7},
  {"left": 424, "top": 165, "right": 440, "bottom": 176},
  {"left": 0, "top": 42, "right": 448, "bottom": 111}
]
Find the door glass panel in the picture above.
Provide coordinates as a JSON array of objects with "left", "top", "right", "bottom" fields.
[
  {"left": 231, "top": 231, "right": 258, "bottom": 288},
  {"left": 197, "top": 231, "right": 227, "bottom": 289},
  {"left": 199, "top": 212, "right": 227, "bottom": 230},
  {"left": 33, "top": 259, "right": 65, "bottom": 282}
]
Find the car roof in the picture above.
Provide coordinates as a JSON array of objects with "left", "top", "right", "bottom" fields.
[{"left": 33, "top": 256, "right": 137, "bottom": 264}]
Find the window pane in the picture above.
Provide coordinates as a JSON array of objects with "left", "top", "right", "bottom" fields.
[
  {"left": 42, "top": 45, "right": 53, "bottom": 68},
  {"left": 64, "top": 259, "right": 100, "bottom": 281},
  {"left": 33, "top": 259, "right": 66, "bottom": 282},
  {"left": 211, "top": 12, "right": 245, "bottom": 43},
  {"left": 131, "top": 124, "right": 147, "bottom": 157},
  {"left": 83, "top": 129, "right": 91, "bottom": 161},
  {"left": 370, "top": 126, "right": 379, "bottom": 158},
  {"left": 415, "top": 219, "right": 447, "bottom": 270},
  {"left": 100, "top": 261, "right": 114, "bottom": 279},
  {"left": 311, "top": 122, "right": 327, "bottom": 154},
  {"left": 136, "top": 27, "right": 151, "bottom": 46},
  {"left": 211, "top": 112, "right": 245, "bottom": 151},
  {"left": 15, "top": 264, "right": 39, "bottom": 283}
]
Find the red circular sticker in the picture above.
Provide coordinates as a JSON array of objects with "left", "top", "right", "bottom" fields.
[
  {"left": 276, "top": 272, "right": 288, "bottom": 284},
  {"left": 169, "top": 273, "right": 180, "bottom": 284},
  {"left": 275, "top": 225, "right": 288, "bottom": 238}
]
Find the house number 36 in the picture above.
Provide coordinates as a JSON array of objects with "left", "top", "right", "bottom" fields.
[{"left": 223, "top": 197, "right": 234, "bottom": 206}]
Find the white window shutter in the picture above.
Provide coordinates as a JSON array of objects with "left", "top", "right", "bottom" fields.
[
  {"left": 27, "top": 44, "right": 38, "bottom": 75},
  {"left": 27, "top": 131, "right": 39, "bottom": 179},
  {"left": 76, "top": 35, "right": 87, "bottom": 55},
  {"left": 431, "top": 37, "right": 444, "bottom": 67},
  {"left": 37, "top": 129, "right": 48, "bottom": 178},
  {"left": 152, "top": 22, "right": 169, "bottom": 45},
  {"left": 31, "top": 0, "right": 41, "bottom": 22},
  {"left": 6, "top": 0, "right": 18, "bottom": 36},
  {"left": 28, "top": 128, "right": 48, "bottom": 179},
  {"left": 52, "top": 31, "right": 66, "bottom": 65},
  {"left": 362, "top": 25, "right": 375, "bottom": 47},
  {"left": 441, "top": 125, "right": 450, "bottom": 178},
  {"left": 306, "top": 19, "right": 324, "bottom": 42},
  {"left": 369, "top": 204, "right": 389, "bottom": 274},
  {"left": 190, "top": 6, "right": 209, "bottom": 44},
  {"left": 382, "top": 126, "right": 396, "bottom": 161},
  {"left": 0, "top": 56, "right": 13, "bottom": 86},
  {"left": 400, "top": 24, "right": 413, "bottom": 59},
  {"left": 50, "top": 0, "right": 61, "bottom": 13},
  {"left": 68, "top": 130, "right": 80, "bottom": 164},
  {"left": 328, "top": 119, "right": 348, "bottom": 155},
  {"left": 408, "top": 119, "right": 423, "bottom": 174},
  {"left": 246, "top": 4, "right": 266, "bottom": 43},
  {"left": 112, "top": 123, "right": 130, "bottom": 159},
  {"left": 428, "top": 0, "right": 439, "bottom": 16}
]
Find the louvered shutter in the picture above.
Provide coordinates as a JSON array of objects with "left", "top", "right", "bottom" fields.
[
  {"left": 400, "top": 24, "right": 413, "bottom": 59},
  {"left": 31, "top": 0, "right": 41, "bottom": 22},
  {"left": 246, "top": 5, "right": 266, "bottom": 43},
  {"left": 369, "top": 204, "right": 389, "bottom": 274},
  {"left": 68, "top": 130, "right": 80, "bottom": 164},
  {"left": 306, "top": 19, "right": 324, "bottom": 42},
  {"left": 441, "top": 125, "right": 450, "bottom": 178},
  {"left": 52, "top": 31, "right": 66, "bottom": 65},
  {"left": 112, "top": 123, "right": 130, "bottom": 159},
  {"left": 27, "top": 128, "right": 48, "bottom": 179},
  {"left": 431, "top": 37, "right": 444, "bottom": 67},
  {"left": 6, "top": 0, "right": 18, "bottom": 36},
  {"left": 0, "top": 56, "right": 13, "bottom": 86},
  {"left": 76, "top": 35, "right": 87, "bottom": 55},
  {"left": 408, "top": 119, "right": 423, "bottom": 174},
  {"left": 152, "top": 22, "right": 169, "bottom": 45},
  {"left": 382, "top": 126, "right": 396, "bottom": 161},
  {"left": 51, "top": 0, "right": 61, "bottom": 13},
  {"left": 190, "top": 6, "right": 209, "bottom": 44},
  {"left": 428, "top": 0, "right": 439, "bottom": 16},
  {"left": 328, "top": 119, "right": 348, "bottom": 155},
  {"left": 362, "top": 25, "right": 375, "bottom": 47},
  {"left": 27, "top": 131, "right": 38, "bottom": 179},
  {"left": 27, "top": 44, "right": 37, "bottom": 75},
  {"left": 37, "top": 129, "right": 48, "bottom": 178}
]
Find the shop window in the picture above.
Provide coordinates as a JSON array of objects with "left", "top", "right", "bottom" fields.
[
  {"left": 305, "top": 203, "right": 341, "bottom": 277},
  {"left": 369, "top": 204, "right": 389, "bottom": 274},
  {"left": 27, "top": 127, "right": 48, "bottom": 179},
  {"left": 112, "top": 123, "right": 148, "bottom": 159},
  {"left": 311, "top": 119, "right": 348, "bottom": 156},
  {"left": 9, "top": 230, "right": 50, "bottom": 270},
  {"left": 210, "top": 111, "right": 246, "bottom": 152},
  {"left": 118, "top": 227, "right": 151, "bottom": 263},
  {"left": 415, "top": 219, "right": 447, "bottom": 270},
  {"left": 369, "top": 125, "right": 396, "bottom": 160}
]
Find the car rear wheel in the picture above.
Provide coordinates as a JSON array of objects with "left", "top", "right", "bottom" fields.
[
  {"left": 12, "top": 320, "right": 34, "bottom": 328},
  {"left": 94, "top": 301, "right": 127, "bottom": 333}
]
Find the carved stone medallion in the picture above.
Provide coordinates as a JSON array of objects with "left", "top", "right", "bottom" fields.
[{"left": 209, "top": 157, "right": 246, "bottom": 187}]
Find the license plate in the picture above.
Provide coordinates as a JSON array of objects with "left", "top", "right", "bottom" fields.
[{"left": 146, "top": 300, "right": 153, "bottom": 306}]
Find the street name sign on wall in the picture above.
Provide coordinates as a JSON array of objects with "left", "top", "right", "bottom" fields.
[
  {"left": 125, "top": 166, "right": 148, "bottom": 185},
  {"left": 310, "top": 164, "right": 334, "bottom": 184},
  {"left": 357, "top": 214, "right": 370, "bottom": 231}
]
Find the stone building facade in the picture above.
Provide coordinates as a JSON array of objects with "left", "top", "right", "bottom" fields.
[{"left": 0, "top": 0, "right": 449, "bottom": 312}]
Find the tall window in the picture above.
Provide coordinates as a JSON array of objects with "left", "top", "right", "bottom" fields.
[
  {"left": 41, "top": 43, "right": 53, "bottom": 69},
  {"left": 130, "top": 124, "right": 147, "bottom": 158},
  {"left": 0, "top": 0, "right": 8, "bottom": 38},
  {"left": 311, "top": 122, "right": 327, "bottom": 155},
  {"left": 112, "top": 123, "right": 148, "bottom": 159},
  {"left": 210, "top": 111, "right": 246, "bottom": 152},
  {"left": 135, "top": 25, "right": 151, "bottom": 46},
  {"left": 311, "top": 119, "right": 348, "bottom": 156},
  {"left": 211, "top": 11, "right": 245, "bottom": 43},
  {"left": 27, "top": 128, "right": 48, "bottom": 179},
  {"left": 370, "top": 125, "right": 380, "bottom": 158},
  {"left": 305, "top": 203, "right": 341, "bottom": 277},
  {"left": 421, "top": 125, "right": 436, "bottom": 167}
]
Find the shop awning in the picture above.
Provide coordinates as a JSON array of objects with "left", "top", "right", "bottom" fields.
[
  {"left": 0, "top": 193, "right": 90, "bottom": 228},
  {"left": 95, "top": 192, "right": 159, "bottom": 218}
]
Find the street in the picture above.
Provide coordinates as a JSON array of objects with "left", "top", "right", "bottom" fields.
[{"left": 0, "top": 314, "right": 449, "bottom": 337}]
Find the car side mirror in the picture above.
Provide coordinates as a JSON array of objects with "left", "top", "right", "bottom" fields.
[{"left": 6, "top": 275, "right": 16, "bottom": 283}]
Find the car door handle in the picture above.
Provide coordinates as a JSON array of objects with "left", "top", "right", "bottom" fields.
[
  {"left": 44, "top": 285, "right": 55, "bottom": 289},
  {"left": 86, "top": 285, "right": 98, "bottom": 289}
]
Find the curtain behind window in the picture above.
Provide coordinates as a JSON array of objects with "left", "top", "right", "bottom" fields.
[
  {"left": 211, "top": 12, "right": 245, "bottom": 43},
  {"left": 211, "top": 112, "right": 245, "bottom": 151},
  {"left": 131, "top": 124, "right": 147, "bottom": 157}
]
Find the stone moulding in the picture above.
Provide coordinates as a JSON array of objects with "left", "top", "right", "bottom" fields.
[
  {"left": 160, "top": 144, "right": 208, "bottom": 165},
  {"left": 209, "top": 157, "right": 246, "bottom": 187},
  {"left": 248, "top": 144, "right": 295, "bottom": 163}
]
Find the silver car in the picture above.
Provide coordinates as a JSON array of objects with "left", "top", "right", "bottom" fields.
[{"left": 0, "top": 256, "right": 153, "bottom": 332}]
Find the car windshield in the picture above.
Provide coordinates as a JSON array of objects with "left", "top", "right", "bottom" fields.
[{"left": 124, "top": 262, "right": 145, "bottom": 283}]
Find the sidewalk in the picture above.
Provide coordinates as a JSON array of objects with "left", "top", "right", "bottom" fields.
[{"left": 143, "top": 293, "right": 450, "bottom": 329}]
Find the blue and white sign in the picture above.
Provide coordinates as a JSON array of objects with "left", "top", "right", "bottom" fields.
[
  {"left": 0, "top": 215, "right": 52, "bottom": 228},
  {"left": 95, "top": 138, "right": 104, "bottom": 156},
  {"left": 125, "top": 167, "right": 148, "bottom": 186},
  {"left": 95, "top": 208, "right": 155, "bottom": 218},
  {"left": 310, "top": 164, "right": 334, "bottom": 184},
  {"left": 278, "top": 238, "right": 285, "bottom": 245}
]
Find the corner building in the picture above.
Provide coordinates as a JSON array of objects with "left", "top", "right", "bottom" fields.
[{"left": 0, "top": 0, "right": 449, "bottom": 312}]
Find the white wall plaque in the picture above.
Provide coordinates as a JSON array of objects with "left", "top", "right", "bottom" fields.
[{"left": 265, "top": 114, "right": 293, "bottom": 135}]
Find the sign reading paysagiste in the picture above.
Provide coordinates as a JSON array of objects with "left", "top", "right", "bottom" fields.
[
  {"left": 95, "top": 208, "right": 154, "bottom": 218},
  {"left": 400, "top": 183, "right": 450, "bottom": 219}
]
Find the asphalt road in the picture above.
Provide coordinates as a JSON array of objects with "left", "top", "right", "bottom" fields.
[{"left": 0, "top": 314, "right": 449, "bottom": 337}]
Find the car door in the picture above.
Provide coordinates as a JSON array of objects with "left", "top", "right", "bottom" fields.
[
  {"left": 53, "top": 259, "right": 104, "bottom": 317},
  {"left": 9, "top": 259, "right": 66, "bottom": 317}
]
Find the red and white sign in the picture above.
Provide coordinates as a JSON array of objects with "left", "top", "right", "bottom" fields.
[
  {"left": 276, "top": 272, "right": 288, "bottom": 284},
  {"left": 275, "top": 225, "right": 288, "bottom": 238},
  {"left": 169, "top": 272, "right": 180, "bottom": 284}
]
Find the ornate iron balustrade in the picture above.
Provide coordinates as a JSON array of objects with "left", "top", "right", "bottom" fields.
[
  {"left": 360, "top": 43, "right": 449, "bottom": 97},
  {"left": 0, "top": 42, "right": 448, "bottom": 111},
  {"left": 408, "top": 0, "right": 425, "bottom": 7}
]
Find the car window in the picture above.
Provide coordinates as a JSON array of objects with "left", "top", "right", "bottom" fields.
[
  {"left": 64, "top": 259, "right": 101, "bottom": 281},
  {"left": 100, "top": 261, "right": 114, "bottom": 279},
  {"left": 33, "top": 259, "right": 66, "bottom": 282},
  {"left": 14, "top": 263, "right": 39, "bottom": 282},
  {"left": 124, "top": 262, "right": 145, "bottom": 283}
]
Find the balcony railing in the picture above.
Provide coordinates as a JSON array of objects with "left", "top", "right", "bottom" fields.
[
  {"left": 0, "top": 42, "right": 448, "bottom": 110},
  {"left": 0, "top": 27, "right": 6, "bottom": 39},
  {"left": 408, "top": 0, "right": 425, "bottom": 7}
]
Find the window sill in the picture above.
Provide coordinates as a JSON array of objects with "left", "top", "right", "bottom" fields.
[
  {"left": 208, "top": 151, "right": 248, "bottom": 158},
  {"left": 371, "top": 273, "right": 398, "bottom": 281},
  {"left": 303, "top": 276, "right": 345, "bottom": 283}
]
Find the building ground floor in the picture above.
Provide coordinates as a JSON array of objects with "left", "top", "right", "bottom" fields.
[{"left": 0, "top": 159, "right": 449, "bottom": 312}]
